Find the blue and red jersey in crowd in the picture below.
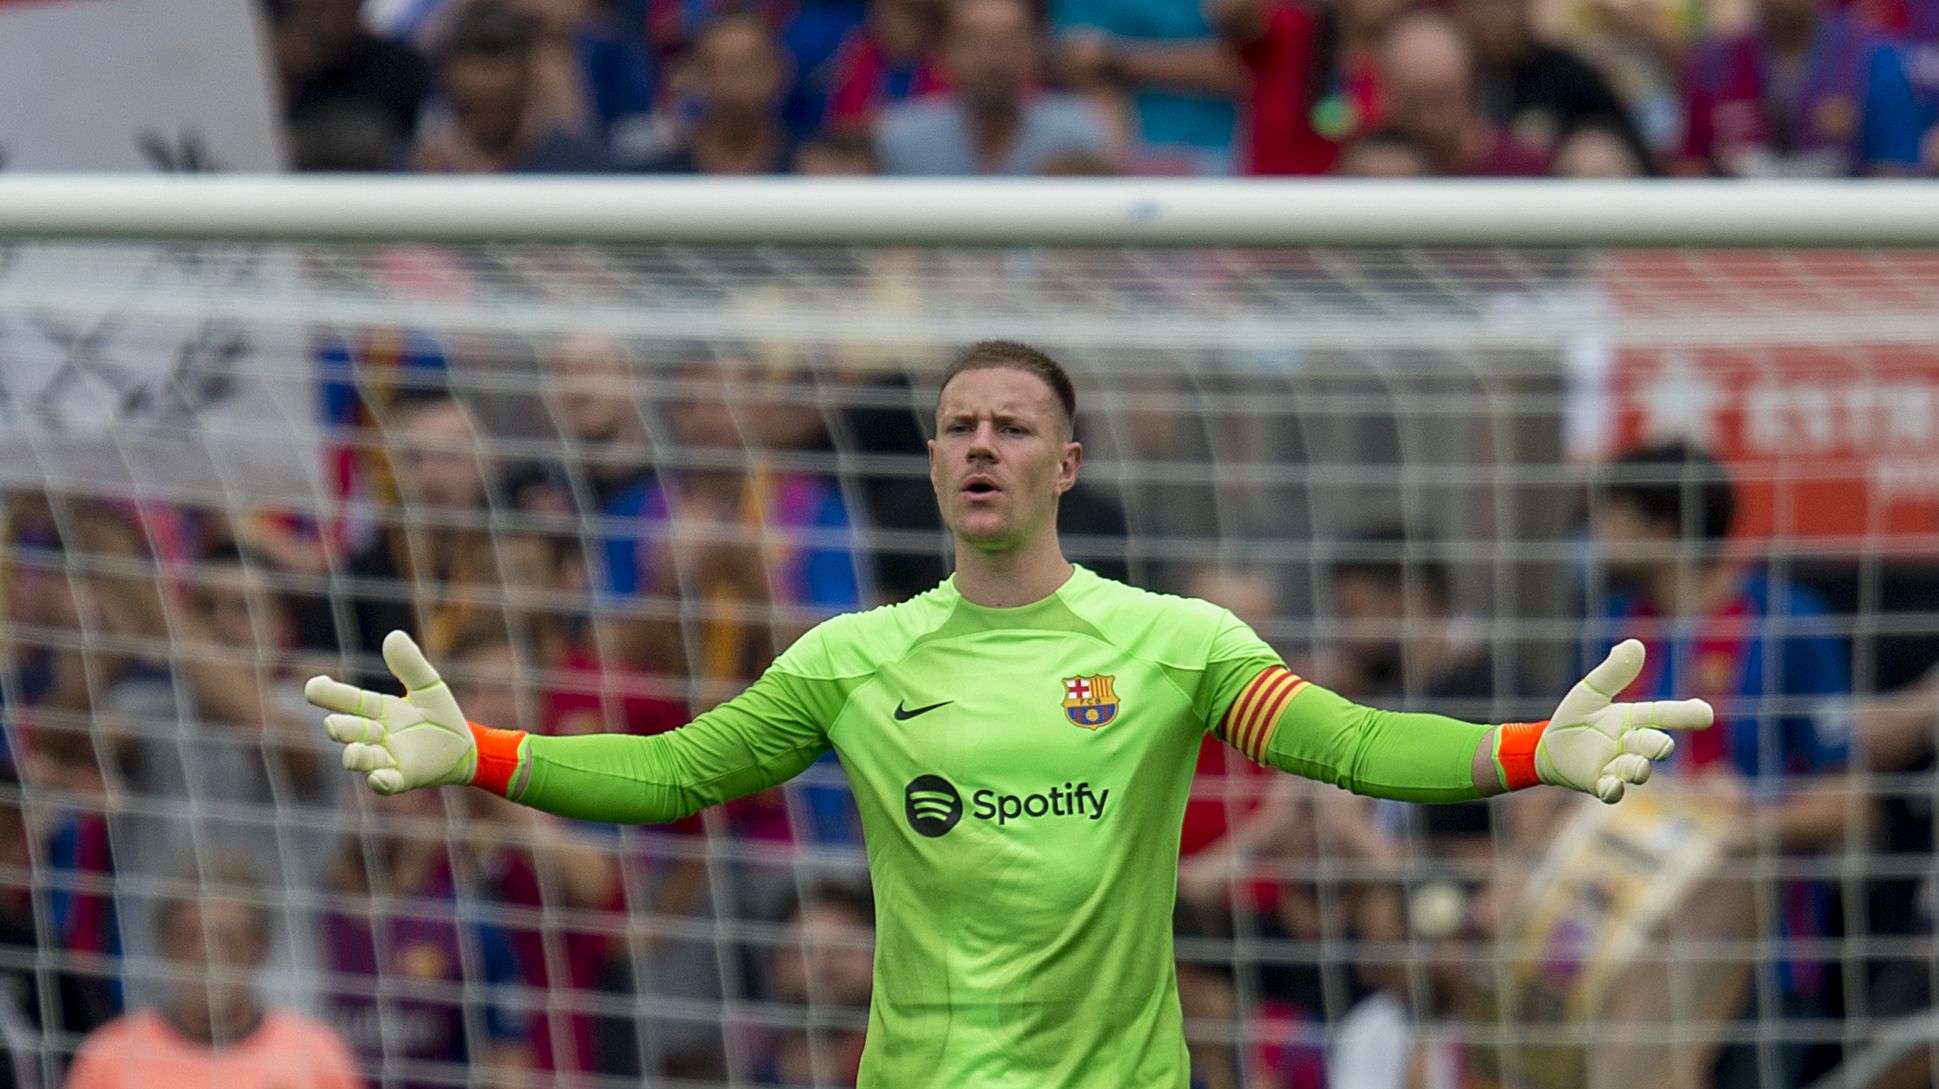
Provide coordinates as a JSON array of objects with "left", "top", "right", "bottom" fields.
[
  {"left": 1598, "top": 568, "right": 1850, "bottom": 782},
  {"left": 1682, "top": 9, "right": 1928, "bottom": 175},
  {"left": 323, "top": 858, "right": 525, "bottom": 1089},
  {"left": 1596, "top": 566, "right": 1852, "bottom": 997}
]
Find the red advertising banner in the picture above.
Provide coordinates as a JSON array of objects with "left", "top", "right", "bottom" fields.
[{"left": 1602, "top": 253, "right": 1939, "bottom": 544}]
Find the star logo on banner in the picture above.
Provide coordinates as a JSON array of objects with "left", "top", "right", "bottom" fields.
[{"left": 1634, "top": 352, "right": 1728, "bottom": 447}]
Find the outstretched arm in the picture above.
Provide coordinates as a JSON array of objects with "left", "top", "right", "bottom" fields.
[
  {"left": 1223, "top": 640, "right": 1712, "bottom": 804},
  {"left": 304, "top": 630, "right": 840, "bottom": 824}
]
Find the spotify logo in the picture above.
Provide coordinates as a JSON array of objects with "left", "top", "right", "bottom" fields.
[{"left": 904, "top": 775, "right": 964, "bottom": 837}]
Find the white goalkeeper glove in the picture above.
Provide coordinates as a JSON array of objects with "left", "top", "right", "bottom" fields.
[
  {"left": 304, "top": 630, "right": 477, "bottom": 796},
  {"left": 1534, "top": 638, "right": 1714, "bottom": 803}
]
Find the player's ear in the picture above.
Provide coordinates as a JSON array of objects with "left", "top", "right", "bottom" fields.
[{"left": 1056, "top": 440, "right": 1082, "bottom": 495}]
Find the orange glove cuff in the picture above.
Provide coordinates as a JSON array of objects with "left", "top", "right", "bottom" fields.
[
  {"left": 468, "top": 722, "right": 528, "bottom": 798},
  {"left": 1494, "top": 720, "right": 1549, "bottom": 792}
]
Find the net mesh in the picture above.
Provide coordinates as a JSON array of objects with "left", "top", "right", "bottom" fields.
[{"left": 0, "top": 239, "right": 1934, "bottom": 1089}]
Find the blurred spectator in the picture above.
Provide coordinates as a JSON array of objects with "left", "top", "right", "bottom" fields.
[
  {"left": 1847, "top": 0, "right": 1939, "bottom": 162},
  {"left": 34, "top": 502, "right": 337, "bottom": 1016},
  {"left": 0, "top": 506, "right": 121, "bottom": 1039},
  {"left": 63, "top": 856, "right": 361, "bottom": 1089},
  {"left": 321, "top": 790, "right": 531, "bottom": 1089},
  {"left": 794, "top": 131, "right": 882, "bottom": 173},
  {"left": 638, "top": 356, "right": 865, "bottom": 661},
  {"left": 1675, "top": 0, "right": 1926, "bottom": 176},
  {"left": 1214, "top": 0, "right": 1409, "bottom": 175},
  {"left": 1334, "top": 128, "right": 1431, "bottom": 174},
  {"left": 1325, "top": 526, "right": 1499, "bottom": 710},
  {"left": 513, "top": 0, "right": 662, "bottom": 167},
  {"left": 826, "top": 372, "right": 950, "bottom": 602},
  {"left": 822, "top": 0, "right": 950, "bottom": 134},
  {"left": 530, "top": 588, "right": 706, "bottom": 1080},
  {"left": 1324, "top": 525, "right": 1512, "bottom": 851},
  {"left": 1551, "top": 114, "right": 1652, "bottom": 173},
  {"left": 444, "top": 631, "right": 626, "bottom": 1081},
  {"left": 1591, "top": 443, "right": 1855, "bottom": 849},
  {"left": 554, "top": 352, "right": 867, "bottom": 869},
  {"left": 1051, "top": 0, "right": 1244, "bottom": 173},
  {"left": 548, "top": 336, "right": 862, "bottom": 649},
  {"left": 749, "top": 883, "right": 874, "bottom": 1086},
  {"left": 1589, "top": 441, "right": 1858, "bottom": 1088},
  {"left": 543, "top": 332, "right": 659, "bottom": 598},
  {"left": 8, "top": 732, "right": 117, "bottom": 1042},
  {"left": 0, "top": 766, "right": 113, "bottom": 1087},
  {"left": 269, "top": 0, "right": 430, "bottom": 148},
  {"left": 642, "top": 11, "right": 798, "bottom": 173},
  {"left": 1376, "top": 11, "right": 1552, "bottom": 174},
  {"left": 876, "top": 0, "right": 1111, "bottom": 174},
  {"left": 1451, "top": 0, "right": 1648, "bottom": 158},
  {"left": 1535, "top": 0, "right": 1751, "bottom": 155},
  {"left": 1854, "top": 669, "right": 1939, "bottom": 1037},
  {"left": 412, "top": 2, "right": 614, "bottom": 173},
  {"left": 341, "top": 390, "right": 505, "bottom": 670}
]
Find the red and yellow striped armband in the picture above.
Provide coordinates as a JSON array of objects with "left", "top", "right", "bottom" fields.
[
  {"left": 1491, "top": 720, "right": 1550, "bottom": 792},
  {"left": 468, "top": 722, "right": 529, "bottom": 798},
  {"left": 1219, "top": 666, "right": 1311, "bottom": 765}
]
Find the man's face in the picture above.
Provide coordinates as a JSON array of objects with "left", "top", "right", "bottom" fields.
[
  {"left": 161, "top": 899, "right": 265, "bottom": 1029},
  {"left": 771, "top": 904, "right": 874, "bottom": 1007},
  {"left": 548, "top": 333, "right": 636, "bottom": 443},
  {"left": 1333, "top": 572, "right": 1408, "bottom": 680},
  {"left": 1591, "top": 498, "right": 1675, "bottom": 585},
  {"left": 391, "top": 400, "right": 486, "bottom": 510},
  {"left": 1381, "top": 22, "right": 1476, "bottom": 150},
  {"left": 451, "top": 643, "right": 523, "bottom": 728},
  {"left": 928, "top": 366, "right": 1080, "bottom": 552},
  {"left": 697, "top": 21, "right": 784, "bottom": 118},
  {"left": 945, "top": 0, "right": 1037, "bottom": 114},
  {"left": 667, "top": 363, "right": 746, "bottom": 452},
  {"left": 444, "top": 53, "right": 531, "bottom": 152},
  {"left": 190, "top": 561, "right": 279, "bottom": 648}
]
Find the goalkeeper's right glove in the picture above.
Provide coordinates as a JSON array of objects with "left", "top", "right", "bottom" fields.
[
  {"left": 1507, "top": 638, "right": 1714, "bottom": 804},
  {"left": 304, "top": 630, "right": 523, "bottom": 797}
]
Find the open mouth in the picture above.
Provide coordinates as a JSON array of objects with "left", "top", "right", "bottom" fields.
[{"left": 962, "top": 476, "right": 1001, "bottom": 498}]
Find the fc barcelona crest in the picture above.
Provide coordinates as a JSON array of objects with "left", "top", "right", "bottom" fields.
[{"left": 1062, "top": 675, "right": 1120, "bottom": 729}]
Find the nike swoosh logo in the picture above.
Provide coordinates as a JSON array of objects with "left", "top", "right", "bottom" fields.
[{"left": 893, "top": 700, "right": 953, "bottom": 721}]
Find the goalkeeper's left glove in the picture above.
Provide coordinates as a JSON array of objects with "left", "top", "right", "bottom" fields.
[{"left": 1496, "top": 639, "right": 1714, "bottom": 804}]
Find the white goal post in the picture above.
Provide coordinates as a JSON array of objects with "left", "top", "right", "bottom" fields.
[{"left": 1, "top": 176, "right": 1938, "bottom": 246}]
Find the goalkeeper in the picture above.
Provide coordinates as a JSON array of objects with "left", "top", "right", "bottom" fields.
[{"left": 306, "top": 341, "right": 1712, "bottom": 1089}]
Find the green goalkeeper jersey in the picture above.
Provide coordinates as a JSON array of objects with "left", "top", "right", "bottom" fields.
[{"left": 501, "top": 565, "right": 1495, "bottom": 1088}]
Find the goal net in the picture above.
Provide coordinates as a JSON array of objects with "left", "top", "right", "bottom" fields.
[{"left": 0, "top": 186, "right": 1933, "bottom": 1089}]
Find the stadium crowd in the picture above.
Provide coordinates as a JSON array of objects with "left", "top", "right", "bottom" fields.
[
  {"left": 270, "top": 0, "right": 1939, "bottom": 178},
  {"left": 1, "top": 307, "right": 1936, "bottom": 1089}
]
